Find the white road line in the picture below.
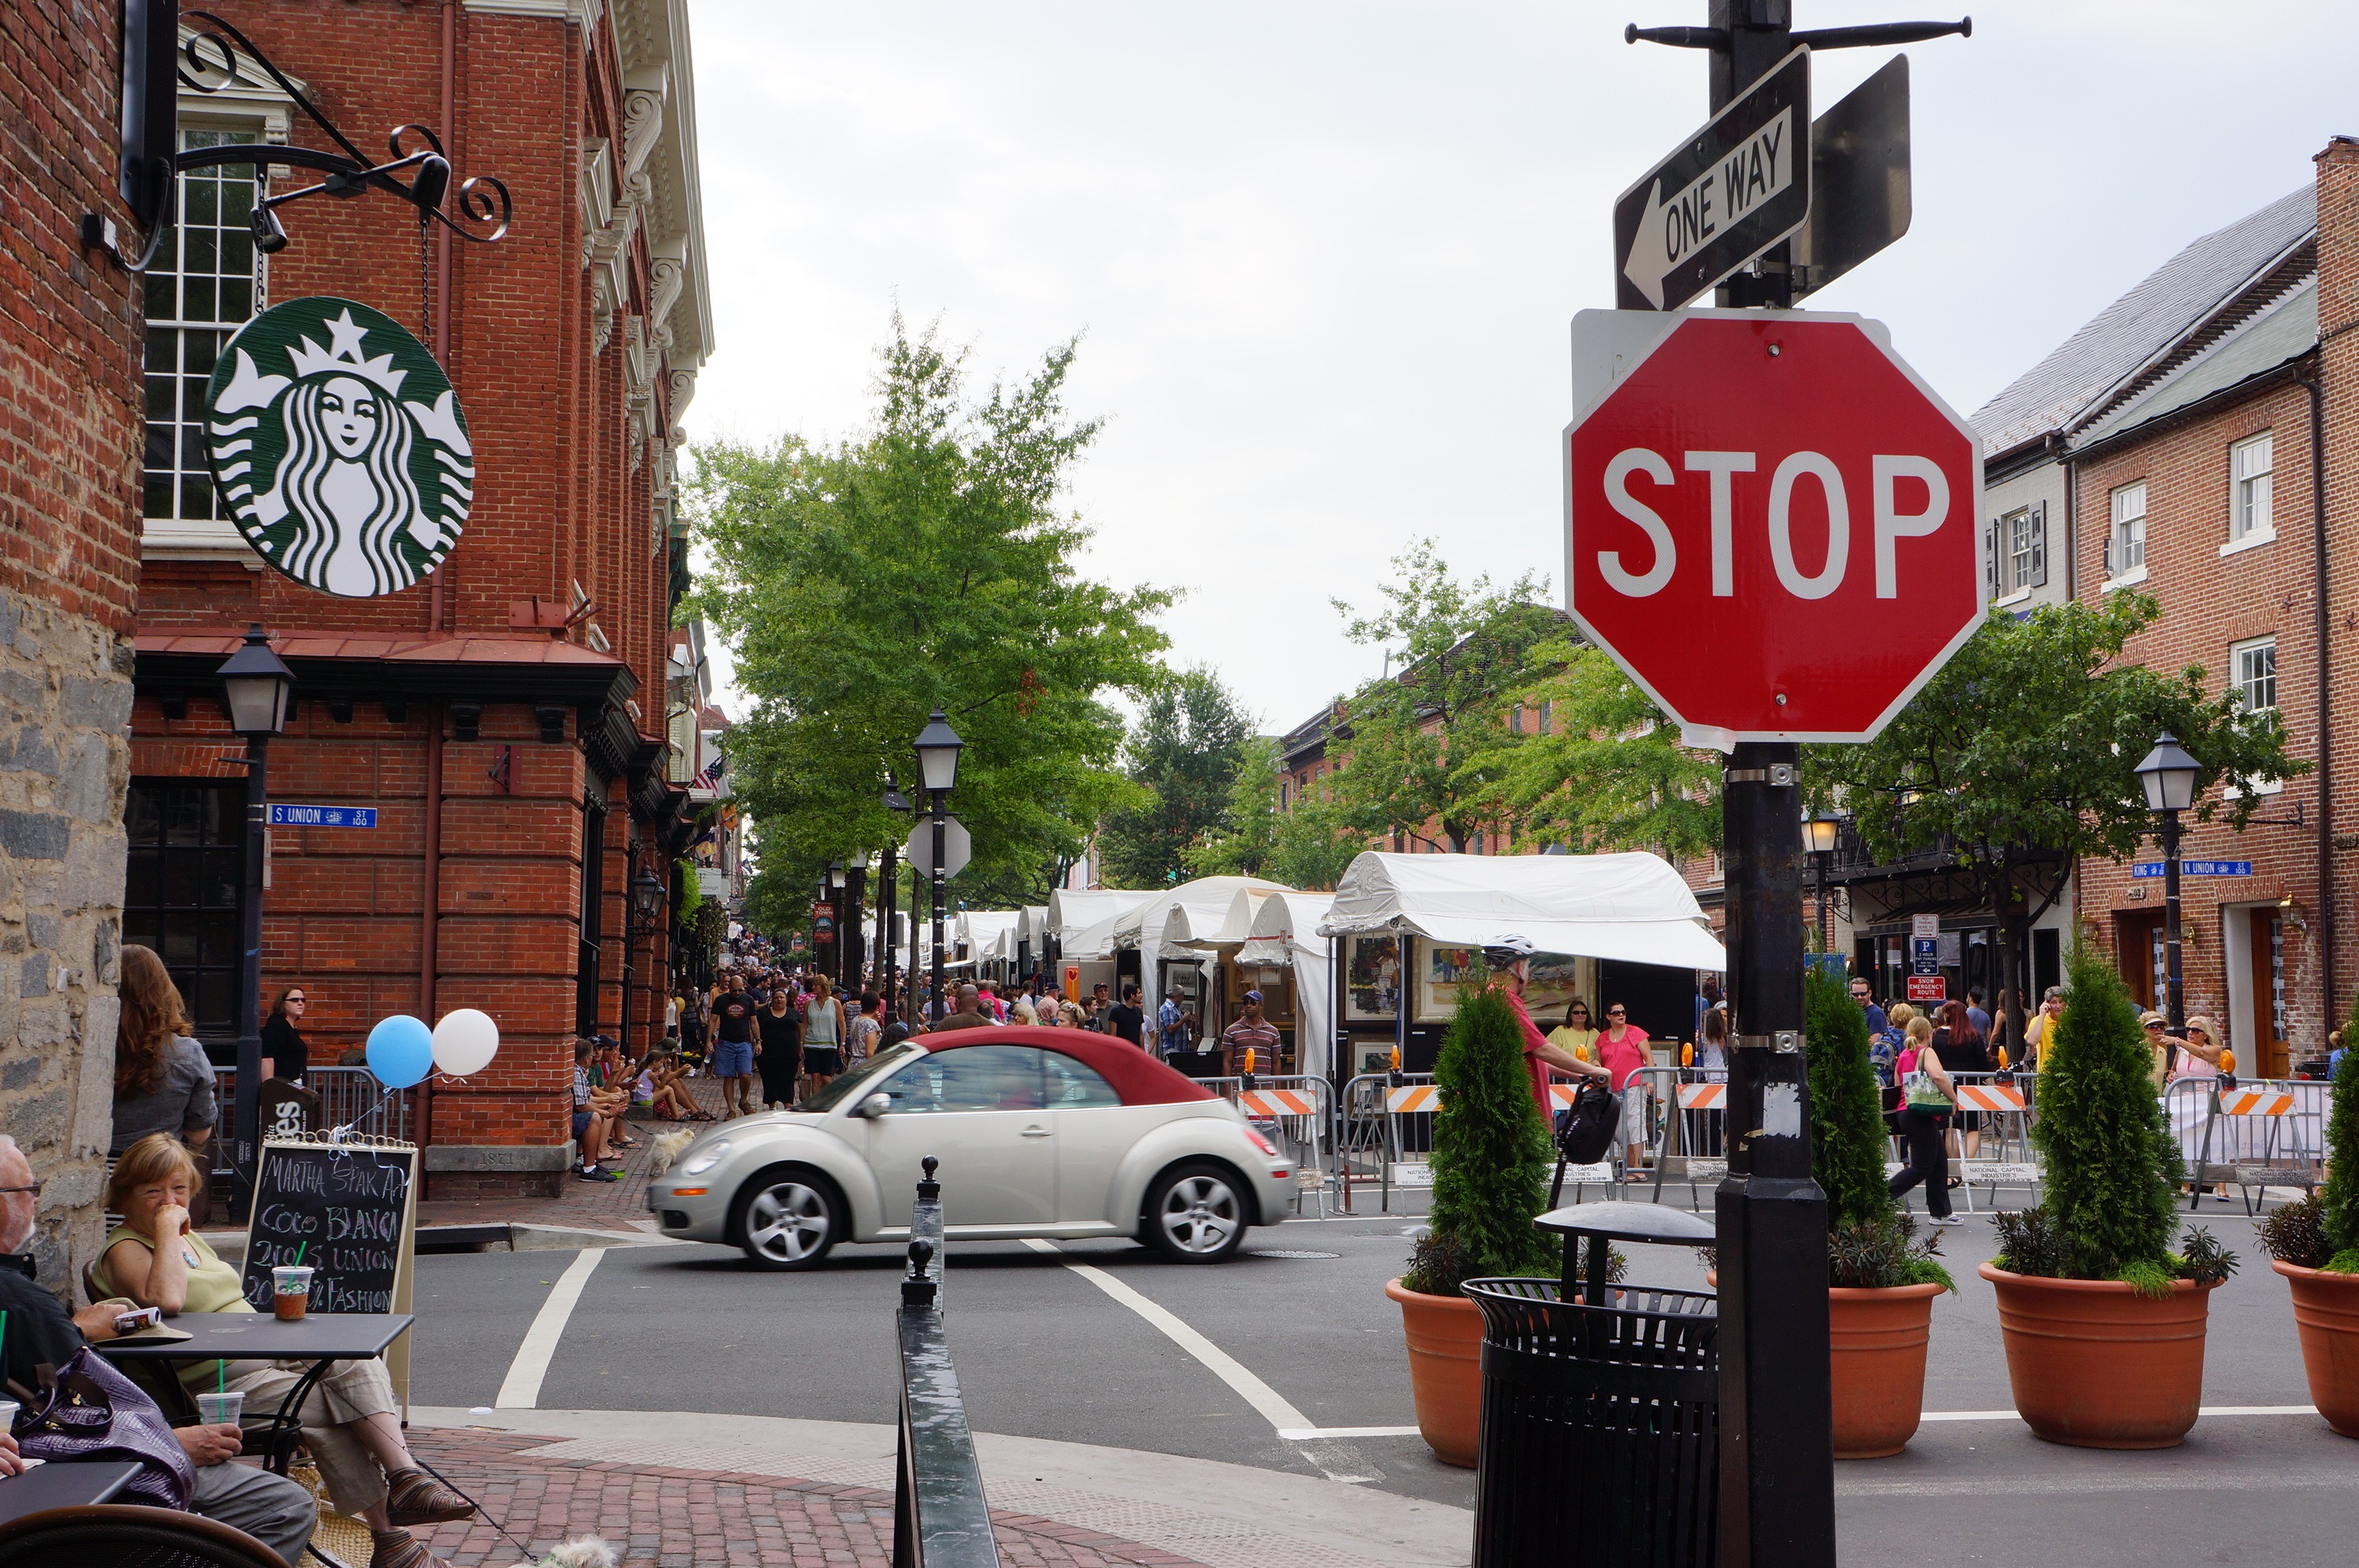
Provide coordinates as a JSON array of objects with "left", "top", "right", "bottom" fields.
[
  {"left": 1021, "top": 1239, "right": 1312, "bottom": 1432},
  {"left": 1276, "top": 1425, "right": 1420, "bottom": 1440},
  {"left": 1917, "top": 1405, "right": 2316, "bottom": 1423},
  {"left": 494, "top": 1247, "right": 605, "bottom": 1409}
]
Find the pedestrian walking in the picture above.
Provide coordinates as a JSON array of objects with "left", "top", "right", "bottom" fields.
[
  {"left": 1219, "top": 990, "right": 1283, "bottom": 1076},
  {"left": 848, "top": 991, "right": 884, "bottom": 1065},
  {"left": 1483, "top": 938, "right": 1607, "bottom": 1116},
  {"left": 1595, "top": 1001, "right": 1652, "bottom": 1170},
  {"left": 261, "top": 984, "right": 311, "bottom": 1085},
  {"left": 1888, "top": 1017, "right": 1961, "bottom": 1224},
  {"left": 1932, "top": 999, "right": 1990, "bottom": 1161},
  {"left": 756, "top": 984, "right": 801, "bottom": 1109},
  {"left": 803, "top": 974, "right": 847, "bottom": 1092},
  {"left": 710, "top": 972, "right": 758, "bottom": 1117},
  {"left": 1848, "top": 976, "right": 1890, "bottom": 1036},
  {"left": 2169, "top": 1014, "right": 2230, "bottom": 1201},
  {"left": 1156, "top": 994, "right": 1188, "bottom": 1058},
  {"left": 1106, "top": 984, "right": 1147, "bottom": 1049}
]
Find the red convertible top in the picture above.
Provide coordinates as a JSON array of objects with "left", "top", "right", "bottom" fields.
[{"left": 924, "top": 1025, "right": 1218, "bottom": 1107}]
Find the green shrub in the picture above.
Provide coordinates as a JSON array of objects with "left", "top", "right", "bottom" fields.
[
  {"left": 1805, "top": 967, "right": 1891, "bottom": 1230},
  {"left": 2030, "top": 946, "right": 2182, "bottom": 1281},
  {"left": 1401, "top": 978, "right": 1559, "bottom": 1295},
  {"left": 2322, "top": 1012, "right": 2359, "bottom": 1259},
  {"left": 1829, "top": 1211, "right": 1955, "bottom": 1292},
  {"left": 2256, "top": 1194, "right": 2333, "bottom": 1269}
]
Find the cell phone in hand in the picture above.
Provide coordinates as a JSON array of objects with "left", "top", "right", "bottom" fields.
[{"left": 113, "top": 1306, "right": 163, "bottom": 1333}]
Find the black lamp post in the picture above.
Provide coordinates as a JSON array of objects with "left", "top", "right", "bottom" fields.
[
  {"left": 217, "top": 624, "right": 293, "bottom": 1219},
  {"left": 620, "top": 859, "right": 665, "bottom": 1055},
  {"left": 914, "top": 710, "right": 963, "bottom": 1024},
  {"left": 2135, "top": 732, "right": 2202, "bottom": 1036},
  {"left": 1804, "top": 814, "right": 1841, "bottom": 956}
]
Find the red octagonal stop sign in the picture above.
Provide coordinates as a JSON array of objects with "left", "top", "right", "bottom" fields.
[{"left": 1565, "top": 309, "right": 1983, "bottom": 745}]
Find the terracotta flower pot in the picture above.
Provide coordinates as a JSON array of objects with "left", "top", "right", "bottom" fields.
[
  {"left": 2274, "top": 1259, "right": 2359, "bottom": 1439},
  {"left": 1829, "top": 1282, "right": 1946, "bottom": 1458},
  {"left": 1387, "top": 1276, "right": 1482, "bottom": 1467},
  {"left": 1980, "top": 1263, "right": 2215, "bottom": 1448}
]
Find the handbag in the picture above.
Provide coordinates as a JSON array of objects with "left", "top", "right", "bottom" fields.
[
  {"left": 1553, "top": 1078, "right": 1622, "bottom": 1166},
  {"left": 9, "top": 1345, "right": 196, "bottom": 1508}
]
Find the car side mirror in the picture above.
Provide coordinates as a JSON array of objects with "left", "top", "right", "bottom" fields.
[{"left": 857, "top": 1092, "right": 892, "bottom": 1120}]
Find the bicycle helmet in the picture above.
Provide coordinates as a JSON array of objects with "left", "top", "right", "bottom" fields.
[{"left": 1481, "top": 935, "right": 1536, "bottom": 967}]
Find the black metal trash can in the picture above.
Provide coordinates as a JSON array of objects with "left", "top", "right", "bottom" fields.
[{"left": 1464, "top": 1276, "right": 1718, "bottom": 1568}]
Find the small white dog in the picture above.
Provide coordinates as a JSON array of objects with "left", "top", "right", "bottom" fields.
[
  {"left": 649, "top": 1127, "right": 697, "bottom": 1174},
  {"left": 538, "top": 1537, "right": 618, "bottom": 1568}
]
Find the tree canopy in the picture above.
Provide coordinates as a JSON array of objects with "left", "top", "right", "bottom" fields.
[
  {"left": 1096, "top": 667, "right": 1255, "bottom": 888},
  {"left": 1500, "top": 637, "right": 1721, "bottom": 860},
  {"left": 1187, "top": 734, "right": 1367, "bottom": 890},
  {"left": 685, "top": 319, "right": 1172, "bottom": 905}
]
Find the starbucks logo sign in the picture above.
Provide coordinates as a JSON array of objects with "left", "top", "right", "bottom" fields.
[{"left": 205, "top": 297, "right": 473, "bottom": 597}]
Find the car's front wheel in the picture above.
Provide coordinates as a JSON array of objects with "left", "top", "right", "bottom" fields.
[
  {"left": 730, "top": 1167, "right": 842, "bottom": 1271},
  {"left": 1146, "top": 1162, "right": 1249, "bottom": 1263}
]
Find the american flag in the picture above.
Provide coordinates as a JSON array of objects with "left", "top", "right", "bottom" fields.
[{"left": 700, "top": 753, "right": 725, "bottom": 786}]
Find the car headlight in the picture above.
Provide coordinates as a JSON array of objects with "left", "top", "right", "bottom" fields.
[{"left": 680, "top": 1138, "right": 731, "bottom": 1176}]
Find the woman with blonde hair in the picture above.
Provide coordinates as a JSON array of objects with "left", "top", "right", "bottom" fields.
[
  {"left": 110, "top": 945, "right": 218, "bottom": 1158},
  {"left": 802, "top": 973, "right": 845, "bottom": 1094},
  {"left": 96, "top": 1134, "right": 474, "bottom": 1568}
]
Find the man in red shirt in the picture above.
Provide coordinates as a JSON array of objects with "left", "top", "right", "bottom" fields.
[{"left": 1483, "top": 939, "right": 1607, "bottom": 1118}]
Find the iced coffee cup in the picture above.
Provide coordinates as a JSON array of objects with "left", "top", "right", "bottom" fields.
[
  {"left": 272, "top": 1265, "right": 314, "bottom": 1321},
  {"left": 194, "top": 1390, "right": 245, "bottom": 1426}
]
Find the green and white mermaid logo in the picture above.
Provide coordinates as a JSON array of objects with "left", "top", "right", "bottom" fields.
[{"left": 205, "top": 297, "right": 472, "bottom": 597}]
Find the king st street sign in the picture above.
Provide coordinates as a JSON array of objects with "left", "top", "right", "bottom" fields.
[
  {"left": 1614, "top": 47, "right": 1811, "bottom": 311},
  {"left": 205, "top": 296, "right": 474, "bottom": 598}
]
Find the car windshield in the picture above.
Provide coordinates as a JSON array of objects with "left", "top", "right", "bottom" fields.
[{"left": 796, "top": 1042, "right": 921, "bottom": 1113}]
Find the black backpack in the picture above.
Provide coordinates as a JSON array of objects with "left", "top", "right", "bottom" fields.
[{"left": 1553, "top": 1079, "right": 1622, "bottom": 1165}]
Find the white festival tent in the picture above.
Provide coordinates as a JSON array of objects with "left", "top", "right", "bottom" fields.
[
  {"left": 1232, "top": 890, "right": 1337, "bottom": 1081},
  {"left": 1110, "top": 876, "right": 1294, "bottom": 1016},
  {"left": 1318, "top": 851, "right": 1727, "bottom": 973},
  {"left": 1048, "top": 888, "right": 1158, "bottom": 960}
]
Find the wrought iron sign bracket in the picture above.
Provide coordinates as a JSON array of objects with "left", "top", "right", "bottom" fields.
[{"left": 100, "top": 8, "right": 512, "bottom": 273}]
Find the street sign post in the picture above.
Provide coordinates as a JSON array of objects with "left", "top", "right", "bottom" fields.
[
  {"left": 1565, "top": 307, "right": 1983, "bottom": 747},
  {"left": 267, "top": 804, "right": 377, "bottom": 828},
  {"left": 1906, "top": 975, "right": 1946, "bottom": 1002},
  {"left": 903, "top": 816, "right": 972, "bottom": 880},
  {"left": 1790, "top": 54, "right": 1912, "bottom": 297},
  {"left": 1615, "top": 47, "right": 1810, "bottom": 311}
]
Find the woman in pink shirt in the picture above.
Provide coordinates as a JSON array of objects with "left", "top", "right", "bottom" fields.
[{"left": 1595, "top": 1004, "right": 1652, "bottom": 1169}]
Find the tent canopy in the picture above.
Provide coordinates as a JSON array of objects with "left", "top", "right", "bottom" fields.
[
  {"left": 1239, "top": 890, "right": 1335, "bottom": 965},
  {"left": 1319, "top": 851, "right": 1725, "bottom": 973},
  {"left": 1048, "top": 888, "right": 1157, "bottom": 946},
  {"left": 1112, "top": 876, "right": 1292, "bottom": 950}
]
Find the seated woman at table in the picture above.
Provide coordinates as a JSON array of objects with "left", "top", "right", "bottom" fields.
[{"left": 93, "top": 1133, "right": 474, "bottom": 1568}]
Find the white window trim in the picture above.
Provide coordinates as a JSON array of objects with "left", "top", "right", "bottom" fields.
[
  {"left": 2103, "top": 565, "right": 2149, "bottom": 590},
  {"left": 2219, "top": 527, "right": 2277, "bottom": 557},
  {"left": 2223, "top": 776, "right": 2285, "bottom": 799},
  {"left": 2229, "top": 431, "right": 2274, "bottom": 546},
  {"left": 1994, "top": 585, "right": 2036, "bottom": 609}
]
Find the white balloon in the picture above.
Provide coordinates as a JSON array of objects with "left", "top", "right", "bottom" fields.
[{"left": 431, "top": 1007, "right": 500, "bottom": 1077}]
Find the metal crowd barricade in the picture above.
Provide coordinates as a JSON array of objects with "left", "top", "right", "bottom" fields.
[
  {"left": 209, "top": 1065, "right": 416, "bottom": 1181},
  {"left": 1201, "top": 1074, "right": 1336, "bottom": 1215},
  {"left": 1644, "top": 1066, "right": 1727, "bottom": 1211},
  {"left": 1947, "top": 1070, "right": 2039, "bottom": 1213},
  {"left": 2175, "top": 1076, "right": 2327, "bottom": 1213}
]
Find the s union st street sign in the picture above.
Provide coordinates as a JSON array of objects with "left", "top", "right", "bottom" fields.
[
  {"left": 1565, "top": 308, "right": 1983, "bottom": 747},
  {"left": 205, "top": 296, "right": 474, "bottom": 598}
]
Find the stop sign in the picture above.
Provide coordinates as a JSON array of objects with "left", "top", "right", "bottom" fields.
[{"left": 1565, "top": 310, "right": 1983, "bottom": 744}]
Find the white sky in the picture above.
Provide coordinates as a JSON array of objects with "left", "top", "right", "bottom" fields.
[{"left": 681, "top": 0, "right": 2358, "bottom": 735}]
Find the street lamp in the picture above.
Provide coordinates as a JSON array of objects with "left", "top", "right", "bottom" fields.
[
  {"left": 620, "top": 858, "right": 667, "bottom": 1055},
  {"left": 217, "top": 625, "right": 293, "bottom": 1220},
  {"left": 2135, "top": 732, "right": 2201, "bottom": 1035},
  {"left": 1804, "top": 813, "right": 1841, "bottom": 956},
  {"left": 914, "top": 710, "right": 963, "bottom": 1023}
]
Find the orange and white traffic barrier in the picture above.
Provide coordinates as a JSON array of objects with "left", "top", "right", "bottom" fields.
[
  {"left": 1676, "top": 1083, "right": 1726, "bottom": 1111},
  {"left": 2217, "top": 1088, "right": 2295, "bottom": 1117},
  {"left": 1386, "top": 1084, "right": 1441, "bottom": 1114},
  {"left": 1954, "top": 1083, "right": 2027, "bottom": 1114},
  {"left": 1238, "top": 1087, "right": 1320, "bottom": 1118}
]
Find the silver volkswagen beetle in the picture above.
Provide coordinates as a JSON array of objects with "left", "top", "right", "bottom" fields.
[{"left": 647, "top": 1027, "right": 1296, "bottom": 1269}]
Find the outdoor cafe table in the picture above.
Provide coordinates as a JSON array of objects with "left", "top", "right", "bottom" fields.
[
  {"left": 0, "top": 1461, "right": 143, "bottom": 1526},
  {"left": 93, "top": 1313, "right": 413, "bottom": 1475},
  {"left": 1535, "top": 1200, "right": 1715, "bottom": 1303}
]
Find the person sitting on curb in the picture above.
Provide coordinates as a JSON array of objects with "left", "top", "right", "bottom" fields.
[
  {"left": 93, "top": 1134, "right": 477, "bottom": 1568},
  {"left": 0, "top": 1135, "right": 320, "bottom": 1567},
  {"left": 572, "top": 1040, "right": 620, "bottom": 1181}
]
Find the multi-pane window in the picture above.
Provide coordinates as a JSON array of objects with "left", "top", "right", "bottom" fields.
[
  {"left": 2230, "top": 433, "right": 2274, "bottom": 543},
  {"left": 2001, "top": 506, "right": 2046, "bottom": 593},
  {"left": 144, "top": 128, "right": 264, "bottom": 523},
  {"left": 1509, "top": 703, "right": 1524, "bottom": 734},
  {"left": 1539, "top": 700, "right": 1553, "bottom": 736},
  {"left": 2232, "top": 636, "right": 2277, "bottom": 713},
  {"left": 2106, "top": 482, "right": 2147, "bottom": 579},
  {"left": 122, "top": 782, "right": 248, "bottom": 1048}
]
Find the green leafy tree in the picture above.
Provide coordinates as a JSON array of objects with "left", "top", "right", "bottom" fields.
[
  {"left": 1502, "top": 638, "right": 1721, "bottom": 859},
  {"left": 1822, "top": 592, "right": 2305, "bottom": 1057},
  {"left": 1328, "top": 540, "right": 1558, "bottom": 853},
  {"left": 1403, "top": 978, "right": 1558, "bottom": 1294},
  {"left": 685, "top": 318, "right": 1171, "bottom": 895},
  {"left": 1097, "top": 668, "right": 1254, "bottom": 888},
  {"left": 2030, "top": 946, "right": 2182, "bottom": 1284},
  {"left": 1187, "top": 735, "right": 1367, "bottom": 890},
  {"left": 1806, "top": 966, "right": 1892, "bottom": 1230}
]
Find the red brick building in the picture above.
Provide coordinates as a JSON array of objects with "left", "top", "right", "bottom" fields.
[
  {"left": 0, "top": 0, "right": 147, "bottom": 1279},
  {"left": 126, "top": 0, "right": 712, "bottom": 1193},
  {"left": 1976, "top": 138, "right": 2356, "bottom": 1073}
]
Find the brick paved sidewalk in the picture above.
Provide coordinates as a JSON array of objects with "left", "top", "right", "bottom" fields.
[
  {"left": 407, "top": 1427, "right": 1211, "bottom": 1568},
  {"left": 417, "top": 1077, "right": 739, "bottom": 1233}
]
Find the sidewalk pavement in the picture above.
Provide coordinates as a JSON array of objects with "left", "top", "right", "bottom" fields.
[
  {"left": 406, "top": 1408, "right": 1473, "bottom": 1568},
  {"left": 415, "top": 1079, "right": 738, "bottom": 1236}
]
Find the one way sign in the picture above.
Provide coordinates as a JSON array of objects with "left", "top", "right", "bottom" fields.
[{"left": 1614, "top": 47, "right": 1811, "bottom": 311}]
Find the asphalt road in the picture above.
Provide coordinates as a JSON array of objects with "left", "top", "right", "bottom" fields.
[{"left": 405, "top": 1203, "right": 2359, "bottom": 1565}]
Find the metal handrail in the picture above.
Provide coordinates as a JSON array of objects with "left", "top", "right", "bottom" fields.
[{"left": 893, "top": 1158, "right": 998, "bottom": 1568}]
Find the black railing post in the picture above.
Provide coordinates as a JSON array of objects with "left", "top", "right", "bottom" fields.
[{"left": 892, "top": 1158, "right": 998, "bottom": 1568}]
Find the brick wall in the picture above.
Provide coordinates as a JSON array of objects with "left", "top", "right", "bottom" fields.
[{"left": 0, "top": 0, "right": 143, "bottom": 1286}]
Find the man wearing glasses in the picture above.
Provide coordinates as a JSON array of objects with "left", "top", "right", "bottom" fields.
[{"left": 1848, "top": 978, "right": 1889, "bottom": 1036}]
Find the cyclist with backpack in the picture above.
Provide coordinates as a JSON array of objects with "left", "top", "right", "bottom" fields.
[{"left": 1482, "top": 938, "right": 1609, "bottom": 1116}]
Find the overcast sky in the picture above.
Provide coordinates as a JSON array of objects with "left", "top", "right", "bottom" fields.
[{"left": 681, "top": 1, "right": 2357, "bottom": 735}]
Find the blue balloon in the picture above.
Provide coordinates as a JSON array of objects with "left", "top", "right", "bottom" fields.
[{"left": 365, "top": 1014, "right": 435, "bottom": 1090}]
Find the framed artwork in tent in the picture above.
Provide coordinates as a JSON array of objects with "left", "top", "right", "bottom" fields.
[
  {"left": 1343, "top": 935, "right": 1401, "bottom": 1022},
  {"left": 1522, "top": 953, "right": 1595, "bottom": 1020},
  {"left": 1415, "top": 942, "right": 1483, "bottom": 1022}
]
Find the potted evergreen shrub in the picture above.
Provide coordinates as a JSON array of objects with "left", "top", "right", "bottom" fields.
[
  {"left": 2253, "top": 1009, "right": 2359, "bottom": 1437},
  {"left": 1981, "top": 946, "right": 2238, "bottom": 1448},
  {"left": 1388, "top": 975, "right": 1559, "bottom": 1467},
  {"left": 1804, "top": 967, "right": 1954, "bottom": 1458}
]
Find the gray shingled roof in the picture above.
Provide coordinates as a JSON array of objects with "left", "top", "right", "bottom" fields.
[
  {"left": 1970, "top": 185, "right": 2314, "bottom": 456},
  {"left": 2074, "top": 278, "right": 2317, "bottom": 449}
]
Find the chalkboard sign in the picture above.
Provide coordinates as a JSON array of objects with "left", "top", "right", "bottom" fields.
[{"left": 241, "top": 1140, "right": 418, "bottom": 1314}]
